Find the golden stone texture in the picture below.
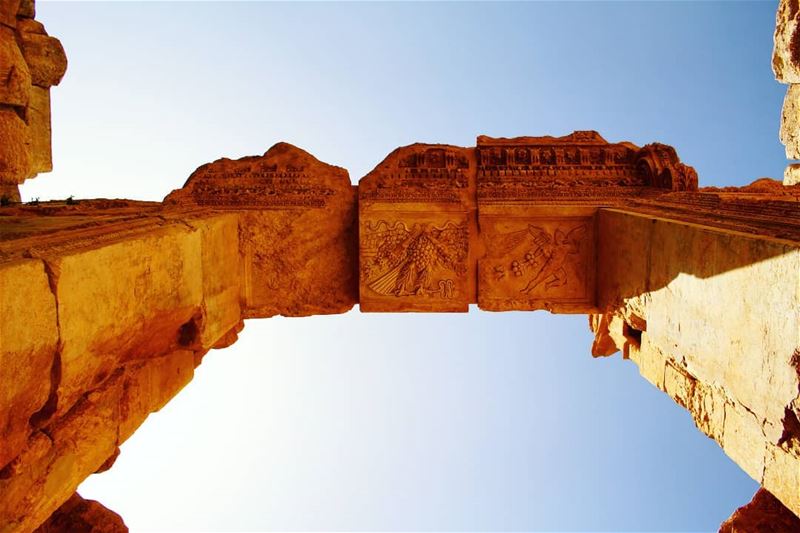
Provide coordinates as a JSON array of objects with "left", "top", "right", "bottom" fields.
[
  {"left": 0, "top": 259, "right": 57, "bottom": 470},
  {"left": 165, "top": 143, "right": 358, "bottom": 317},
  {"left": 1, "top": 138, "right": 800, "bottom": 532},
  {"left": 0, "top": 2, "right": 799, "bottom": 528},
  {"left": 0, "top": 0, "right": 65, "bottom": 187},
  {"left": 774, "top": 0, "right": 800, "bottom": 83}
]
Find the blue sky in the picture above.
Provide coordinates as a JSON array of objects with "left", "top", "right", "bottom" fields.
[{"left": 26, "top": 1, "right": 782, "bottom": 531}]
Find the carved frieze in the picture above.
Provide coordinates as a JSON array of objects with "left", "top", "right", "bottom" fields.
[
  {"left": 477, "top": 132, "right": 697, "bottom": 204},
  {"left": 359, "top": 143, "right": 475, "bottom": 312},
  {"left": 477, "top": 209, "right": 597, "bottom": 312},
  {"left": 360, "top": 214, "right": 469, "bottom": 312},
  {"left": 166, "top": 143, "right": 358, "bottom": 317}
]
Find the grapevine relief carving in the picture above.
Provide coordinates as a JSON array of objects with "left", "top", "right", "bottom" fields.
[{"left": 362, "top": 220, "right": 468, "bottom": 299}]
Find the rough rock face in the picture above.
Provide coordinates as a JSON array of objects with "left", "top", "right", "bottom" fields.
[
  {"left": 774, "top": 0, "right": 800, "bottom": 83},
  {"left": 0, "top": 0, "right": 66, "bottom": 192},
  {"left": 781, "top": 84, "right": 800, "bottom": 159},
  {"left": 34, "top": 493, "right": 127, "bottom": 533},
  {"left": 166, "top": 142, "right": 358, "bottom": 317},
  {"left": 719, "top": 488, "right": 800, "bottom": 533}
]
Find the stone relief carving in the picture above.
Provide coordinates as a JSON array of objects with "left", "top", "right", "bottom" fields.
[
  {"left": 478, "top": 216, "right": 595, "bottom": 312},
  {"left": 486, "top": 224, "right": 588, "bottom": 293},
  {"left": 361, "top": 220, "right": 467, "bottom": 299}
]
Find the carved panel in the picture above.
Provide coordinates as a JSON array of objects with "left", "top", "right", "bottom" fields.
[
  {"left": 478, "top": 214, "right": 596, "bottom": 312},
  {"left": 165, "top": 142, "right": 358, "bottom": 317},
  {"left": 360, "top": 211, "right": 469, "bottom": 312}
]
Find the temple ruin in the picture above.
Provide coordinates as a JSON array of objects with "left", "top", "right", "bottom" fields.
[{"left": 2, "top": 1, "right": 800, "bottom": 531}]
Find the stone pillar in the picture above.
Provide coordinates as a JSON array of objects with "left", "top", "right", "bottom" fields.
[{"left": 0, "top": 0, "right": 66, "bottom": 202}]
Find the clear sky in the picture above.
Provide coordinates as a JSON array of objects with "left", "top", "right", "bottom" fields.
[{"left": 26, "top": 1, "right": 783, "bottom": 531}]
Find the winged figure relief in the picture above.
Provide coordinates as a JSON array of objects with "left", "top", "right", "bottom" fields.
[
  {"left": 486, "top": 224, "right": 587, "bottom": 294},
  {"left": 364, "top": 221, "right": 467, "bottom": 298}
]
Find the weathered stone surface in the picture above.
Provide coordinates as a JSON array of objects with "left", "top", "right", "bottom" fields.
[
  {"left": 0, "top": 371, "right": 121, "bottom": 533},
  {"left": 719, "top": 488, "right": 800, "bottom": 532},
  {"left": 0, "top": 0, "right": 19, "bottom": 28},
  {"left": 16, "top": 18, "right": 66, "bottom": 88},
  {"left": 34, "top": 493, "right": 127, "bottom": 533},
  {"left": 774, "top": 0, "right": 800, "bottom": 83},
  {"left": 781, "top": 85, "right": 800, "bottom": 159},
  {"left": 785, "top": 163, "right": 800, "bottom": 185},
  {"left": 0, "top": 26, "right": 30, "bottom": 107},
  {"left": 0, "top": 259, "right": 58, "bottom": 470},
  {"left": 166, "top": 142, "right": 358, "bottom": 317},
  {"left": 17, "top": 0, "right": 33, "bottom": 19},
  {"left": 359, "top": 144, "right": 473, "bottom": 312},
  {"left": 26, "top": 86, "right": 52, "bottom": 175},
  {"left": 3, "top": 132, "right": 800, "bottom": 532},
  {"left": 478, "top": 206, "right": 596, "bottom": 312},
  {"left": 475, "top": 132, "right": 696, "bottom": 204},
  {"left": 0, "top": 106, "right": 30, "bottom": 184},
  {"left": 45, "top": 223, "right": 204, "bottom": 420},
  {"left": 763, "top": 443, "right": 800, "bottom": 518},
  {"left": 189, "top": 213, "right": 241, "bottom": 348},
  {"left": 596, "top": 205, "right": 800, "bottom": 517},
  {"left": 119, "top": 350, "right": 194, "bottom": 442}
]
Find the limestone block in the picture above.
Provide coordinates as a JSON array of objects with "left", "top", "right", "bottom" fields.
[
  {"left": 781, "top": 85, "right": 800, "bottom": 158},
  {"left": 119, "top": 350, "right": 194, "bottom": 442},
  {"left": 629, "top": 333, "right": 666, "bottom": 391},
  {"left": 0, "top": 259, "right": 58, "bottom": 470},
  {"left": 26, "top": 86, "right": 52, "bottom": 175},
  {"left": 597, "top": 210, "right": 651, "bottom": 309},
  {"left": 34, "top": 493, "right": 127, "bottom": 533},
  {"left": 359, "top": 144, "right": 473, "bottom": 312},
  {"left": 722, "top": 402, "right": 767, "bottom": 483},
  {"left": 0, "top": 0, "right": 19, "bottom": 28},
  {"left": 664, "top": 361, "right": 695, "bottom": 409},
  {"left": 663, "top": 362, "right": 727, "bottom": 440},
  {"left": 762, "top": 444, "right": 800, "bottom": 518},
  {"left": 0, "top": 26, "right": 30, "bottom": 107},
  {"left": 478, "top": 206, "right": 597, "bottom": 313},
  {"left": 16, "top": 18, "right": 66, "bottom": 89},
  {"left": 361, "top": 205, "right": 470, "bottom": 312},
  {"left": 785, "top": 163, "right": 800, "bottom": 185},
  {"left": 0, "top": 372, "right": 122, "bottom": 533},
  {"left": 48, "top": 225, "right": 203, "bottom": 420},
  {"left": 635, "top": 214, "right": 800, "bottom": 444},
  {"left": 191, "top": 214, "right": 241, "bottom": 348},
  {"left": 165, "top": 142, "right": 358, "bottom": 317},
  {"left": 686, "top": 379, "right": 727, "bottom": 442},
  {"left": 774, "top": 0, "right": 800, "bottom": 83}
]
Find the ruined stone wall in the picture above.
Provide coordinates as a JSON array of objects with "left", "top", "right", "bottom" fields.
[
  {"left": 0, "top": 0, "right": 65, "bottom": 202},
  {"left": 3, "top": 135, "right": 799, "bottom": 532},
  {"left": 1, "top": 1, "right": 800, "bottom": 531}
]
